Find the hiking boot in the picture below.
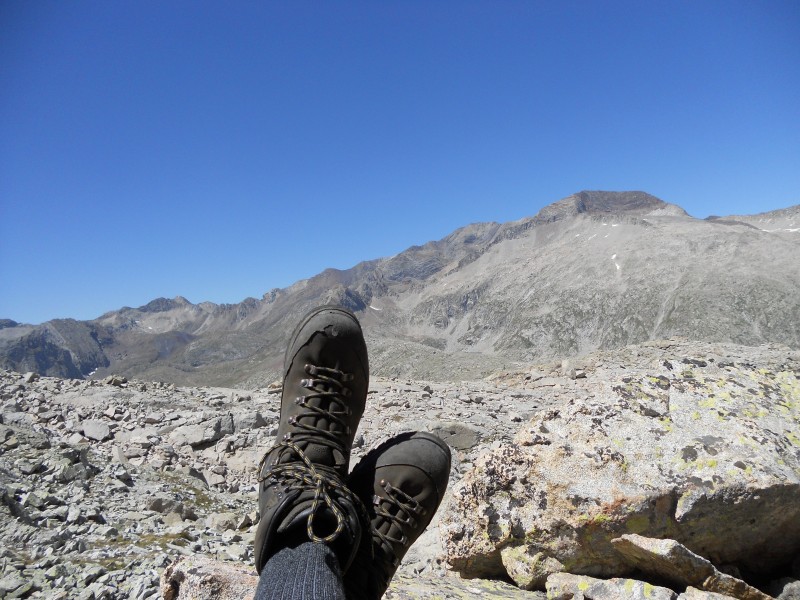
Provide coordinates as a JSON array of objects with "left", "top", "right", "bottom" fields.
[
  {"left": 254, "top": 305, "right": 369, "bottom": 574},
  {"left": 344, "top": 431, "right": 452, "bottom": 599}
]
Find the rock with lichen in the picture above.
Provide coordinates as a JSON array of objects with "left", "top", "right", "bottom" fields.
[{"left": 442, "top": 347, "right": 800, "bottom": 590}]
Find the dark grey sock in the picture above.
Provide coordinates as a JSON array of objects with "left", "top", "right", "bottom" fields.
[{"left": 254, "top": 541, "right": 347, "bottom": 600}]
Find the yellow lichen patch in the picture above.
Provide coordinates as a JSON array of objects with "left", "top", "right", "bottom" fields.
[
  {"left": 737, "top": 434, "right": 760, "bottom": 449},
  {"left": 625, "top": 579, "right": 636, "bottom": 594},
  {"left": 741, "top": 404, "right": 769, "bottom": 419},
  {"left": 775, "top": 371, "right": 800, "bottom": 409},
  {"left": 787, "top": 431, "right": 800, "bottom": 447},
  {"left": 698, "top": 397, "right": 716, "bottom": 409}
]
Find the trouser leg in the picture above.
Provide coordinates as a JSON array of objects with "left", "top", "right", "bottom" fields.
[{"left": 254, "top": 541, "right": 347, "bottom": 600}]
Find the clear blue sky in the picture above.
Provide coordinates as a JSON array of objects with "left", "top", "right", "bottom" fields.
[{"left": 1, "top": 1, "right": 798, "bottom": 325}]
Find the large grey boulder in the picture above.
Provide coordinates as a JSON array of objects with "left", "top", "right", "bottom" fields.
[
  {"left": 82, "top": 419, "right": 111, "bottom": 442},
  {"left": 442, "top": 353, "right": 800, "bottom": 590},
  {"left": 169, "top": 414, "right": 235, "bottom": 448}
]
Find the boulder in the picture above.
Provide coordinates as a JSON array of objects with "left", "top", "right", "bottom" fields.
[
  {"left": 145, "top": 495, "right": 197, "bottom": 521},
  {"left": 169, "top": 415, "right": 235, "bottom": 448},
  {"left": 82, "top": 419, "right": 111, "bottom": 442},
  {"left": 233, "top": 411, "right": 266, "bottom": 431},
  {"left": 443, "top": 359, "right": 800, "bottom": 590}
]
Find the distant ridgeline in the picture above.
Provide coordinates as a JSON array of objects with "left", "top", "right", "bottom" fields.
[{"left": 1, "top": 191, "right": 799, "bottom": 387}]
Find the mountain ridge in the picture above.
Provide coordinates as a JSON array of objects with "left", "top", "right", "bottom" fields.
[{"left": 2, "top": 191, "right": 799, "bottom": 386}]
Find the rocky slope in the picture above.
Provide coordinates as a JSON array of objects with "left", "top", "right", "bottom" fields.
[
  {"left": 1, "top": 192, "right": 799, "bottom": 387},
  {"left": 1, "top": 339, "right": 798, "bottom": 599}
]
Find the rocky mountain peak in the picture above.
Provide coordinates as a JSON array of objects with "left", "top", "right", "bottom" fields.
[
  {"left": 139, "top": 296, "right": 193, "bottom": 313},
  {"left": 534, "top": 190, "right": 688, "bottom": 223}
]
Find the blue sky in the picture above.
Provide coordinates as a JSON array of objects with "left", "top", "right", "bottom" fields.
[{"left": 1, "top": 1, "right": 798, "bottom": 325}]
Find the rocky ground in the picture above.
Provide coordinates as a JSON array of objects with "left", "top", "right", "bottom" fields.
[{"left": 1, "top": 339, "right": 799, "bottom": 599}]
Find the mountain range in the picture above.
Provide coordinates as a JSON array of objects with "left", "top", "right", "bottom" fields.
[{"left": 2, "top": 191, "right": 798, "bottom": 387}]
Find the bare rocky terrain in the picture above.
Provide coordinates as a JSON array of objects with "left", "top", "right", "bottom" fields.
[
  {"left": 1, "top": 339, "right": 798, "bottom": 599},
  {"left": 2, "top": 191, "right": 799, "bottom": 388}
]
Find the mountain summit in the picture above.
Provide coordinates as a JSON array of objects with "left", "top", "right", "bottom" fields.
[
  {"left": 534, "top": 190, "right": 689, "bottom": 222},
  {"left": 1, "top": 191, "right": 798, "bottom": 386}
]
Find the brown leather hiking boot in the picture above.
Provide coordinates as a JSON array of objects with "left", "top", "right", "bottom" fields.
[
  {"left": 254, "top": 305, "right": 369, "bottom": 574},
  {"left": 344, "top": 431, "right": 452, "bottom": 599}
]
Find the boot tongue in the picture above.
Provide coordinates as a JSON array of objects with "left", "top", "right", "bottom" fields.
[
  {"left": 278, "top": 498, "right": 340, "bottom": 541},
  {"left": 297, "top": 443, "right": 345, "bottom": 471}
]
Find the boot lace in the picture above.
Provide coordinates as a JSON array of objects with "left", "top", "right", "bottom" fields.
[
  {"left": 372, "top": 479, "right": 426, "bottom": 568},
  {"left": 258, "top": 363, "right": 364, "bottom": 544}
]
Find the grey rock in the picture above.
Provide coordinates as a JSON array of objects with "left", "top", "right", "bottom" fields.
[
  {"left": 233, "top": 411, "right": 266, "bottom": 431},
  {"left": 145, "top": 496, "right": 197, "bottom": 521},
  {"left": 105, "top": 375, "right": 128, "bottom": 387},
  {"left": 169, "top": 414, "right": 234, "bottom": 448},
  {"left": 82, "top": 419, "right": 112, "bottom": 441},
  {"left": 0, "top": 572, "right": 29, "bottom": 595},
  {"left": 144, "top": 412, "right": 164, "bottom": 424},
  {"left": 1, "top": 412, "right": 33, "bottom": 427},
  {"left": 611, "top": 535, "right": 715, "bottom": 587},
  {"left": 429, "top": 421, "right": 483, "bottom": 451},
  {"left": 206, "top": 512, "right": 237, "bottom": 531}
]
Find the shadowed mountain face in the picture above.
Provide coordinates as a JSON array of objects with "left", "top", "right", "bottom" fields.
[{"left": 2, "top": 191, "right": 798, "bottom": 386}]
